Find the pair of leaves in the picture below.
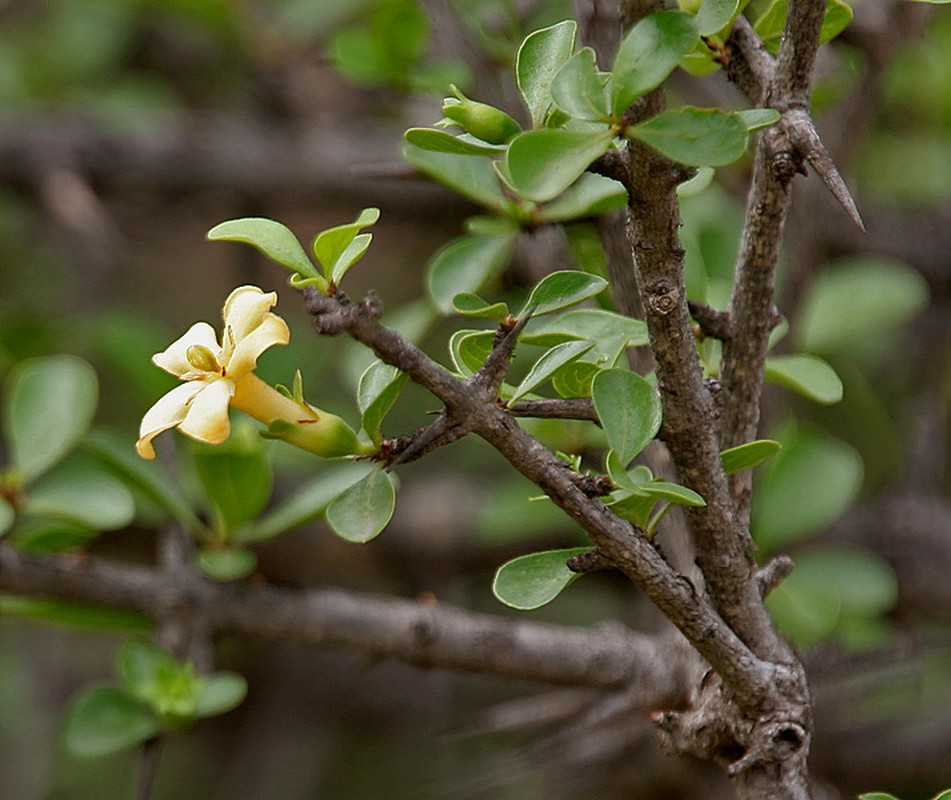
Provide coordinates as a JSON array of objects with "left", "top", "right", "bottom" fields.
[
  {"left": 207, "top": 209, "right": 380, "bottom": 292},
  {"left": 64, "top": 641, "right": 246, "bottom": 758},
  {"left": 493, "top": 437, "right": 783, "bottom": 611},
  {"left": 1, "top": 356, "right": 136, "bottom": 546},
  {"left": 453, "top": 270, "right": 608, "bottom": 321}
]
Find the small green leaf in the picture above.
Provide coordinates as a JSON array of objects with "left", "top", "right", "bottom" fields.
[
  {"left": 536, "top": 173, "right": 627, "bottom": 224},
  {"left": 358, "top": 360, "right": 408, "bottom": 445},
  {"left": 3, "top": 355, "right": 98, "bottom": 484},
  {"left": 516, "top": 20, "right": 578, "bottom": 128},
  {"left": 492, "top": 547, "right": 591, "bottom": 610},
  {"left": 608, "top": 490, "right": 657, "bottom": 527},
  {"left": 765, "top": 354, "right": 843, "bottom": 405},
  {"left": 591, "top": 368, "right": 662, "bottom": 464},
  {"left": 403, "top": 144, "right": 508, "bottom": 210},
  {"left": 736, "top": 108, "right": 781, "bottom": 131},
  {"left": 7, "top": 519, "right": 100, "bottom": 553},
  {"left": 196, "top": 548, "right": 258, "bottom": 581},
  {"left": 194, "top": 673, "right": 248, "bottom": 719},
  {"left": 522, "top": 308, "right": 649, "bottom": 363},
  {"left": 312, "top": 207, "right": 380, "bottom": 281},
  {"left": 752, "top": 429, "right": 863, "bottom": 551},
  {"left": 629, "top": 107, "right": 750, "bottom": 167},
  {"left": 857, "top": 795, "right": 901, "bottom": 800},
  {"left": 119, "top": 641, "right": 174, "bottom": 698},
  {"left": 932, "top": 792, "right": 951, "bottom": 800},
  {"left": 611, "top": 10, "right": 699, "bottom": 114},
  {"left": 551, "top": 359, "right": 600, "bottom": 398},
  {"left": 794, "top": 256, "right": 929, "bottom": 354},
  {"left": 24, "top": 465, "right": 135, "bottom": 531},
  {"left": 237, "top": 464, "right": 374, "bottom": 545},
  {"left": 404, "top": 128, "right": 505, "bottom": 155},
  {"left": 448, "top": 329, "right": 496, "bottom": 376},
  {"left": 521, "top": 271, "right": 608, "bottom": 317},
  {"left": 694, "top": 0, "right": 740, "bottom": 35},
  {"left": 550, "top": 47, "right": 610, "bottom": 121},
  {"left": 207, "top": 218, "right": 319, "bottom": 280},
  {"left": 638, "top": 480, "right": 705, "bottom": 506},
  {"left": 63, "top": 686, "right": 161, "bottom": 758},
  {"left": 506, "top": 128, "right": 615, "bottom": 202},
  {"left": 720, "top": 439, "right": 782, "bottom": 474},
  {"left": 605, "top": 451, "right": 653, "bottom": 490},
  {"left": 451, "top": 293, "right": 510, "bottom": 320},
  {"left": 326, "top": 468, "right": 396, "bottom": 543},
  {"left": 426, "top": 233, "right": 517, "bottom": 314},
  {"left": 191, "top": 424, "right": 272, "bottom": 537},
  {"left": 509, "top": 341, "right": 595, "bottom": 404}
]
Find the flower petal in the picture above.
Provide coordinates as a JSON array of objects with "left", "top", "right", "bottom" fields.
[
  {"left": 221, "top": 286, "right": 278, "bottom": 362},
  {"left": 153, "top": 322, "right": 221, "bottom": 378},
  {"left": 136, "top": 382, "right": 205, "bottom": 459},
  {"left": 226, "top": 313, "right": 290, "bottom": 378},
  {"left": 179, "top": 378, "right": 235, "bottom": 445}
]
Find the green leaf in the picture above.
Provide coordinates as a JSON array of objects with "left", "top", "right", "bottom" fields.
[
  {"left": 194, "top": 673, "right": 248, "bottom": 719},
  {"left": 404, "top": 128, "right": 505, "bottom": 155},
  {"left": 3, "top": 355, "right": 98, "bottom": 484},
  {"left": 736, "top": 108, "right": 781, "bottom": 131},
  {"left": 505, "top": 128, "right": 615, "bottom": 202},
  {"left": 448, "top": 330, "right": 496, "bottom": 376},
  {"left": 358, "top": 360, "right": 408, "bottom": 445},
  {"left": 516, "top": 20, "right": 578, "bottom": 128},
  {"left": 521, "top": 271, "right": 608, "bottom": 317},
  {"left": 611, "top": 11, "right": 699, "bottom": 115},
  {"left": 720, "top": 439, "right": 782, "bottom": 474},
  {"left": 629, "top": 107, "right": 750, "bottom": 167},
  {"left": 0, "top": 596, "right": 149, "bottom": 631},
  {"left": 536, "top": 173, "right": 627, "bottom": 224},
  {"left": 551, "top": 359, "right": 600, "bottom": 398},
  {"left": 522, "top": 308, "right": 649, "bottom": 363},
  {"left": 63, "top": 686, "right": 161, "bottom": 758},
  {"left": 752, "top": 429, "right": 863, "bottom": 551},
  {"left": 426, "top": 233, "right": 517, "bottom": 314},
  {"left": 857, "top": 795, "right": 900, "bottom": 800},
  {"left": 451, "top": 293, "right": 510, "bottom": 320},
  {"left": 207, "top": 218, "right": 319, "bottom": 280},
  {"left": 638, "top": 481, "right": 706, "bottom": 506},
  {"left": 196, "top": 548, "right": 257, "bottom": 581},
  {"left": 765, "top": 354, "right": 843, "bottom": 404},
  {"left": 7, "top": 519, "right": 100, "bottom": 553},
  {"left": 312, "top": 207, "right": 380, "bottom": 281},
  {"left": 766, "top": 545, "right": 897, "bottom": 648},
  {"left": 84, "top": 428, "right": 203, "bottom": 535},
  {"left": 794, "top": 256, "right": 929, "bottom": 354},
  {"left": 509, "top": 341, "right": 595, "bottom": 404},
  {"left": 694, "top": 0, "right": 740, "bottom": 35},
  {"left": 119, "top": 641, "right": 174, "bottom": 698},
  {"left": 24, "top": 465, "right": 135, "bottom": 531},
  {"left": 326, "top": 468, "right": 396, "bottom": 543},
  {"left": 191, "top": 425, "right": 272, "bottom": 537},
  {"left": 605, "top": 452, "right": 653, "bottom": 490},
  {"left": 591, "top": 368, "right": 662, "bottom": 464},
  {"left": 608, "top": 490, "right": 658, "bottom": 527},
  {"left": 492, "top": 547, "right": 590, "bottom": 610},
  {"left": 402, "top": 144, "right": 508, "bottom": 210},
  {"left": 550, "top": 47, "right": 610, "bottom": 121},
  {"left": 237, "top": 464, "right": 374, "bottom": 545}
]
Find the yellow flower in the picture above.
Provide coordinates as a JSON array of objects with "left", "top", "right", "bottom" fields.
[{"left": 137, "top": 286, "right": 312, "bottom": 459}]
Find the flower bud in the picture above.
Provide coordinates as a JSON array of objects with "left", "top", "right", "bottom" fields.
[
  {"left": 261, "top": 413, "right": 374, "bottom": 459},
  {"left": 442, "top": 85, "right": 520, "bottom": 145}
]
